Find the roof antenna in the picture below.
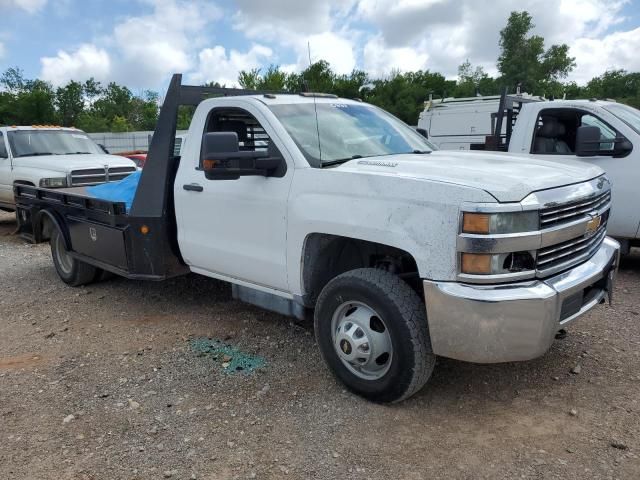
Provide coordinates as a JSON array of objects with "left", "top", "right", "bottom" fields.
[{"left": 307, "top": 41, "right": 322, "bottom": 163}]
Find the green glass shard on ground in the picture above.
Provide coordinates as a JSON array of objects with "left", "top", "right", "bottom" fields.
[{"left": 190, "top": 337, "right": 266, "bottom": 374}]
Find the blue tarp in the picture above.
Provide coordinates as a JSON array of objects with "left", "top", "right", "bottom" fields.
[{"left": 86, "top": 170, "right": 141, "bottom": 212}]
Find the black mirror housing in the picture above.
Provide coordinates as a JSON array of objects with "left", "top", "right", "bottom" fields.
[
  {"left": 201, "top": 132, "right": 285, "bottom": 180},
  {"left": 613, "top": 138, "right": 633, "bottom": 158},
  {"left": 416, "top": 127, "right": 428, "bottom": 139},
  {"left": 575, "top": 125, "right": 602, "bottom": 157}
]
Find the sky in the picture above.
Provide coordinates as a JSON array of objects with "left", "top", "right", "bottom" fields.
[{"left": 0, "top": 0, "right": 639, "bottom": 93}]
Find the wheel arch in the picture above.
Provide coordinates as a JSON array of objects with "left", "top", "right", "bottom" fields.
[
  {"left": 35, "top": 209, "right": 71, "bottom": 249},
  {"left": 300, "top": 233, "right": 420, "bottom": 307}
]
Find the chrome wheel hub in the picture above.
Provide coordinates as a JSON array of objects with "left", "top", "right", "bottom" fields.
[
  {"left": 55, "top": 234, "right": 73, "bottom": 275},
  {"left": 331, "top": 301, "right": 392, "bottom": 380}
]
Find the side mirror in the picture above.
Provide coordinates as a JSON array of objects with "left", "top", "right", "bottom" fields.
[
  {"left": 201, "top": 132, "right": 284, "bottom": 180},
  {"left": 575, "top": 125, "right": 602, "bottom": 157},
  {"left": 416, "top": 127, "right": 428, "bottom": 139},
  {"left": 613, "top": 138, "right": 633, "bottom": 158}
]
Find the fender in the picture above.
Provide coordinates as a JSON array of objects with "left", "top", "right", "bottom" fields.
[{"left": 34, "top": 209, "right": 71, "bottom": 250}]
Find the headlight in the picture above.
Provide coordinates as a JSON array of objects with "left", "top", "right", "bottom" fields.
[
  {"left": 462, "top": 211, "right": 538, "bottom": 234},
  {"left": 39, "top": 177, "right": 68, "bottom": 188}
]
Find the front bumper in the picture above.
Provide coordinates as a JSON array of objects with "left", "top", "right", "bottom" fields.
[{"left": 423, "top": 237, "right": 620, "bottom": 363}]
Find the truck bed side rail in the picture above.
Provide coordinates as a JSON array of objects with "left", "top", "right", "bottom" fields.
[{"left": 15, "top": 184, "right": 127, "bottom": 216}]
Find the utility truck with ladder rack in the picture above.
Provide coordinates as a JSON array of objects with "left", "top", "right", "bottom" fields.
[
  {"left": 16, "top": 74, "right": 620, "bottom": 402},
  {"left": 419, "top": 90, "right": 640, "bottom": 252}
]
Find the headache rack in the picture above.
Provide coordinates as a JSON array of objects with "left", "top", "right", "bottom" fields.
[
  {"left": 474, "top": 87, "right": 545, "bottom": 152},
  {"left": 15, "top": 74, "right": 286, "bottom": 280}
]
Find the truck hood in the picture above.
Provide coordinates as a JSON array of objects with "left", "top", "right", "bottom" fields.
[
  {"left": 13, "top": 154, "right": 136, "bottom": 171},
  {"left": 336, "top": 151, "right": 604, "bottom": 202}
]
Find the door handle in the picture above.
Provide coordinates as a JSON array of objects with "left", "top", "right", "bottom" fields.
[{"left": 183, "top": 183, "right": 203, "bottom": 192}]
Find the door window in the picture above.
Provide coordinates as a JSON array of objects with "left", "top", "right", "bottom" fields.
[
  {"left": 201, "top": 107, "right": 272, "bottom": 164},
  {"left": 581, "top": 114, "right": 615, "bottom": 151},
  {"left": 532, "top": 108, "right": 624, "bottom": 156},
  {"left": 0, "top": 133, "right": 7, "bottom": 158}
]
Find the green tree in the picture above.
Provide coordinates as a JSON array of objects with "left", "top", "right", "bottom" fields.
[
  {"left": 56, "top": 80, "right": 84, "bottom": 126},
  {"left": 0, "top": 67, "right": 26, "bottom": 93},
  {"left": 75, "top": 112, "right": 110, "bottom": 133},
  {"left": 110, "top": 115, "right": 130, "bottom": 132},
  {"left": 14, "top": 80, "right": 57, "bottom": 124},
  {"left": 497, "top": 11, "right": 575, "bottom": 94},
  {"left": 455, "top": 60, "right": 492, "bottom": 97},
  {"left": 238, "top": 68, "right": 261, "bottom": 90}
]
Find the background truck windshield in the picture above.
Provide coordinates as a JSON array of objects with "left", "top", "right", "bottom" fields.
[
  {"left": 7, "top": 130, "right": 104, "bottom": 158},
  {"left": 269, "top": 103, "right": 435, "bottom": 166},
  {"left": 604, "top": 104, "right": 640, "bottom": 135}
]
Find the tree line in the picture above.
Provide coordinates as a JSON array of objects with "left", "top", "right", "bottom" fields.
[{"left": 1, "top": 11, "right": 638, "bottom": 132}]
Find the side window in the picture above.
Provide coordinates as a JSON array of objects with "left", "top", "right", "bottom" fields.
[
  {"left": 0, "top": 133, "right": 7, "bottom": 158},
  {"left": 532, "top": 113, "right": 575, "bottom": 154},
  {"left": 581, "top": 114, "right": 616, "bottom": 151},
  {"left": 200, "top": 107, "right": 286, "bottom": 177},
  {"left": 202, "top": 107, "right": 272, "bottom": 159}
]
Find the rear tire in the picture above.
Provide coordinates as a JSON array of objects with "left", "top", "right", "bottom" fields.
[
  {"left": 314, "top": 268, "right": 435, "bottom": 403},
  {"left": 50, "top": 228, "right": 97, "bottom": 287},
  {"left": 93, "top": 269, "right": 116, "bottom": 282}
]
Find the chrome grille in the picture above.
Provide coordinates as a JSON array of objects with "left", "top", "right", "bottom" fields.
[
  {"left": 540, "top": 191, "right": 611, "bottom": 228},
  {"left": 537, "top": 205, "right": 609, "bottom": 277},
  {"left": 70, "top": 166, "right": 136, "bottom": 186}
]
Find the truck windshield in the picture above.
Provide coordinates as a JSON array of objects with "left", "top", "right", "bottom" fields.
[
  {"left": 603, "top": 104, "right": 640, "bottom": 135},
  {"left": 7, "top": 130, "right": 104, "bottom": 158},
  {"left": 268, "top": 103, "right": 435, "bottom": 166}
]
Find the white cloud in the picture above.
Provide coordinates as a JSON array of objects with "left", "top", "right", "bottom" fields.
[
  {"left": 363, "top": 35, "right": 429, "bottom": 77},
  {"left": 110, "top": 0, "right": 221, "bottom": 86},
  {"left": 0, "top": 0, "right": 47, "bottom": 14},
  {"left": 0, "top": 42, "right": 5, "bottom": 60},
  {"left": 355, "top": 0, "right": 631, "bottom": 80},
  {"left": 232, "top": 0, "right": 359, "bottom": 74},
  {"left": 39, "top": 0, "right": 222, "bottom": 88},
  {"left": 40, "top": 44, "right": 111, "bottom": 86},
  {"left": 190, "top": 44, "right": 274, "bottom": 86},
  {"left": 571, "top": 27, "right": 640, "bottom": 83},
  {"left": 31, "top": 0, "right": 640, "bottom": 90}
]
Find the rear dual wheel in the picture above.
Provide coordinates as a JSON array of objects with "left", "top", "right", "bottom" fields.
[
  {"left": 50, "top": 228, "right": 97, "bottom": 287},
  {"left": 315, "top": 268, "right": 435, "bottom": 403}
]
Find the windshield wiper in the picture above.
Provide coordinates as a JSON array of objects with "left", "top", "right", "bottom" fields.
[
  {"left": 15, "top": 152, "right": 56, "bottom": 157},
  {"left": 321, "top": 155, "right": 363, "bottom": 167},
  {"left": 408, "top": 149, "right": 431, "bottom": 154},
  {"left": 68, "top": 151, "right": 93, "bottom": 155}
]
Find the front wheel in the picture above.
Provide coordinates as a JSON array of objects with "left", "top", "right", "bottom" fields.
[
  {"left": 314, "top": 268, "right": 435, "bottom": 403},
  {"left": 50, "top": 228, "right": 97, "bottom": 286}
]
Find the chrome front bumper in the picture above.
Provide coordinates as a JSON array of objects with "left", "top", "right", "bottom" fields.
[{"left": 423, "top": 237, "right": 620, "bottom": 363}]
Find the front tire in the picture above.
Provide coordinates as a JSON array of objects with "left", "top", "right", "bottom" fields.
[
  {"left": 314, "top": 268, "right": 435, "bottom": 403},
  {"left": 50, "top": 228, "right": 97, "bottom": 287}
]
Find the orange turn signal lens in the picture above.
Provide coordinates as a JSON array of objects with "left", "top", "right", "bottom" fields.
[
  {"left": 202, "top": 159, "right": 219, "bottom": 170},
  {"left": 462, "top": 213, "right": 490, "bottom": 234},
  {"left": 461, "top": 253, "right": 492, "bottom": 274},
  {"left": 140, "top": 225, "right": 150, "bottom": 235}
]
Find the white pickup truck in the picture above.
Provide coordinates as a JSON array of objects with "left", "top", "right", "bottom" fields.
[
  {"left": 15, "top": 75, "right": 620, "bottom": 403},
  {"left": 0, "top": 126, "right": 137, "bottom": 211},
  {"left": 419, "top": 93, "right": 640, "bottom": 252}
]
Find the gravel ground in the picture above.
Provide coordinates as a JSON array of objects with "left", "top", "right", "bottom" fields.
[{"left": 0, "top": 211, "right": 639, "bottom": 480}]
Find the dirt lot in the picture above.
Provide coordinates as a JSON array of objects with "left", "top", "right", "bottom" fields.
[{"left": 0, "top": 211, "right": 639, "bottom": 480}]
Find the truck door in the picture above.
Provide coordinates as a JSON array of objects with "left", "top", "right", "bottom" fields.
[
  {"left": 0, "top": 132, "right": 13, "bottom": 206},
  {"left": 175, "top": 105, "right": 293, "bottom": 292},
  {"left": 530, "top": 108, "right": 638, "bottom": 239}
]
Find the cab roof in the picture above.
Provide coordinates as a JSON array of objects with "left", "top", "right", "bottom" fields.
[{"left": 202, "top": 93, "right": 364, "bottom": 107}]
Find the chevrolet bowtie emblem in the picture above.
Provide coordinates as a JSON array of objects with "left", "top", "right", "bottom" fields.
[{"left": 585, "top": 214, "right": 602, "bottom": 237}]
